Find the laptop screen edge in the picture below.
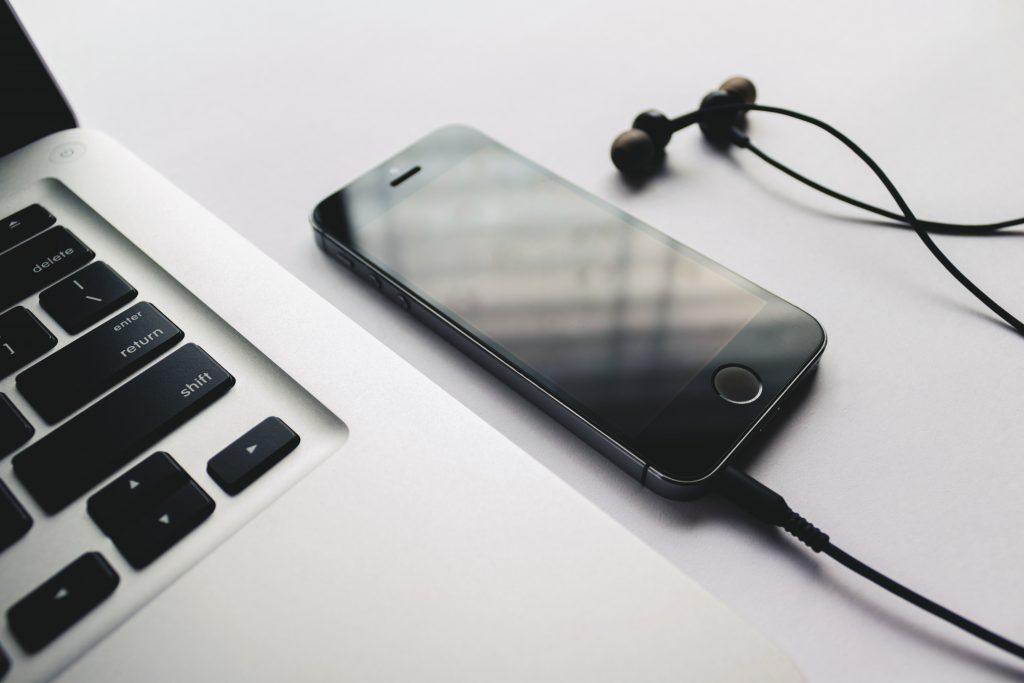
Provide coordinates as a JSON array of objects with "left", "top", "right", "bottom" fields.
[{"left": 1, "top": 0, "right": 77, "bottom": 157}]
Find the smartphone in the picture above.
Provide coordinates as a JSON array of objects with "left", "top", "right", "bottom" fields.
[{"left": 312, "top": 125, "right": 825, "bottom": 499}]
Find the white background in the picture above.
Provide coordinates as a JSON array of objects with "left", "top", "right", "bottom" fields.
[{"left": 14, "top": 1, "right": 1024, "bottom": 679}]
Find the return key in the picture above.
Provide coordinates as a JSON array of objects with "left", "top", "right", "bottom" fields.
[{"left": 17, "top": 302, "right": 183, "bottom": 423}]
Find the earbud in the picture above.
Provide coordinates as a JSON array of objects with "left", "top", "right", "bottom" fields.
[
  {"left": 699, "top": 76, "right": 757, "bottom": 147},
  {"left": 610, "top": 76, "right": 757, "bottom": 176},
  {"left": 609, "top": 110, "right": 673, "bottom": 177}
]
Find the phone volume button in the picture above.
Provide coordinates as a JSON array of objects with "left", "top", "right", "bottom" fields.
[
  {"left": 381, "top": 282, "right": 410, "bottom": 310},
  {"left": 356, "top": 268, "right": 380, "bottom": 289}
]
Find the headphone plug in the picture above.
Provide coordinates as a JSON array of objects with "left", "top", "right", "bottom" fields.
[{"left": 715, "top": 465, "right": 1024, "bottom": 661}]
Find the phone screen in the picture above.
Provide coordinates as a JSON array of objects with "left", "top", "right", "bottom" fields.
[{"left": 347, "top": 144, "right": 768, "bottom": 438}]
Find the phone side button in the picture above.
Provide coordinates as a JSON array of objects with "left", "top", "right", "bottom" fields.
[
  {"left": 355, "top": 266, "right": 380, "bottom": 290},
  {"left": 320, "top": 236, "right": 353, "bottom": 268},
  {"left": 381, "top": 283, "right": 410, "bottom": 310}
]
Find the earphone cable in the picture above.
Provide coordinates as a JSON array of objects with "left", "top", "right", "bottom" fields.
[
  {"left": 674, "top": 103, "right": 1024, "bottom": 335},
  {"left": 743, "top": 140, "right": 1024, "bottom": 235},
  {"left": 717, "top": 466, "right": 1024, "bottom": 662}
]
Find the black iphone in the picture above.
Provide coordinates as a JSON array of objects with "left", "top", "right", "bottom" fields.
[{"left": 312, "top": 125, "right": 825, "bottom": 499}]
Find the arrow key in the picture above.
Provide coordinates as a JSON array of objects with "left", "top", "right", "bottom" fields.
[
  {"left": 87, "top": 452, "right": 188, "bottom": 537},
  {"left": 6, "top": 552, "right": 119, "bottom": 653},
  {"left": 112, "top": 480, "right": 214, "bottom": 569},
  {"left": 207, "top": 417, "right": 300, "bottom": 495}
]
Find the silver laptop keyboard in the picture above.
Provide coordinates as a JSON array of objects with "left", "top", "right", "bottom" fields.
[{"left": 0, "top": 185, "right": 346, "bottom": 681}]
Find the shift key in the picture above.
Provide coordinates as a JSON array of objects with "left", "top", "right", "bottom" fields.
[
  {"left": 14, "top": 344, "right": 234, "bottom": 513},
  {"left": 18, "top": 302, "right": 184, "bottom": 423}
]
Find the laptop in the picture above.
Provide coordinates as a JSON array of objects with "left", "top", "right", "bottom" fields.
[{"left": 0, "top": 4, "right": 802, "bottom": 681}]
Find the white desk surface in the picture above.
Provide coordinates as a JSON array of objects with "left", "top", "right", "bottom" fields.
[{"left": 15, "top": 0, "right": 1024, "bottom": 680}]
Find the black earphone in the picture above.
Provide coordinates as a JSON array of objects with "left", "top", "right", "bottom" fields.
[
  {"left": 602, "top": 78, "right": 1024, "bottom": 663},
  {"left": 611, "top": 77, "right": 1024, "bottom": 337},
  {"left": 611, "top": 76, "right": 758, "bottom": 175},
  {"left": 608, "top": 79, "right": 1024, "bottom": 663}
]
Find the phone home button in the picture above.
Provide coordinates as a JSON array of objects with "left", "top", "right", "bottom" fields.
[{"left": 713, "top": 365, "right": 762, "bottom": 405}]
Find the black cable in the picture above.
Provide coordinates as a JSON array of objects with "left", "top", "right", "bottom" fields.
[
  {"left": 744, "top": 140, "right": 1024, "bottom": 235},
  {"left": 657, "top": 101, "right": 1024, "bottom": 657},
  {"left": 673, "top": 103, "right": 1024, "bottom": 335},
  {"left": 716, "top": 466, "right": 1024, "bottom": 661}
]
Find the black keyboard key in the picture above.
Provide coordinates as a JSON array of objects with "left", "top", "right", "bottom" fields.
[
  {"left": 0, "top": 394, "right": 33, "bottom": 458},
  {"left": 17, "top": 302, "right": 184, "bottom": 423},
  {"left": 1, "top": 204, "right": 55, "bottom": 254},
  {"left": 0, "top": 308, "right": 56, "bottom": 380},
  {"left": 6, "top": 552, "right": 119, "bottom": 653},
  {"left": 112, "top": 480, "right": 214, "bottom": 569},
  {"left": 0, "top": 227, "right": 94, "bottom": 312},
  {"left": 207, "top": 417, "right": 300, "bottom": 495},
  {"left": 87, "top": 452, "right": 188, "bottom": 537},
  {"left": 0, "top": 480, "right": 32, "bottom": 553},
  {"left": 40, "top": 262, "right": 138, "bottom": 334},
  {"left": 13, "top": 344, "right": 235, "bottom": 513}
]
